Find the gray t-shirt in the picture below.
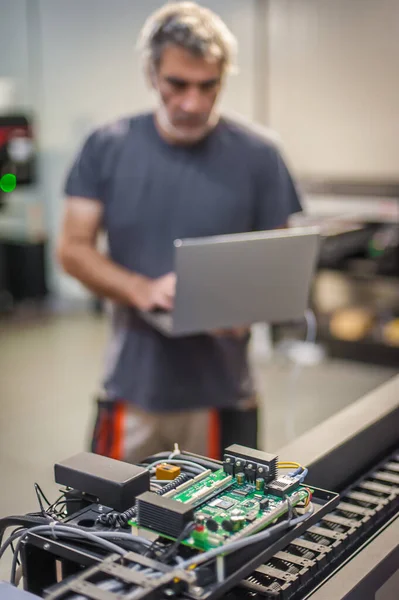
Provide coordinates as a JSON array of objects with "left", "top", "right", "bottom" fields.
[{"left": 64, "top": 112, "right": 302, "bottom": 412}]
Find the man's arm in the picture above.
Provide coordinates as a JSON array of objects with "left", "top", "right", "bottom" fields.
[
  {"left": 57, "top": 197, "right": 175, "bottom": 311},
  {"left": 253, "top": 142, "right": 302, "bottom": 232}
]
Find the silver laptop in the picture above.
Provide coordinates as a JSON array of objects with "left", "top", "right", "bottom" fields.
[{"left": 140, "top": 227, "right": 320, "bottom": 337}]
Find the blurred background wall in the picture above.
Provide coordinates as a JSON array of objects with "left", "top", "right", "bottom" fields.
[
  {"left": 268, "top": 0, "right": 399, "bottom": 179},
  {"left": 1, "top": 0, "right": 399, "bottom": 302}
]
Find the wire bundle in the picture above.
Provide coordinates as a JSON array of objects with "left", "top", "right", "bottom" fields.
[
  {"left": 95, "top": 451, "right": 212, "bottom": 529},
  {"left": 0, "top": 451, "right": 315, "bottom": 591}
]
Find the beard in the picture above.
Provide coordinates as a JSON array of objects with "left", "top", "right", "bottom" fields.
[{"left": 153, "top": 90, "right": 219, "bottom": 144}]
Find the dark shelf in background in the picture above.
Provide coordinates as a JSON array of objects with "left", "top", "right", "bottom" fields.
[{"left": 317, "top": 329, "right": 399, "bottom": 368}]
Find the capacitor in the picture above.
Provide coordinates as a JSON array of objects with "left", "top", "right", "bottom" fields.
[
  {"left": 236, "top": 472, "right": 245, "bottom": 485},
  {"left": 221, "top": 519, "right": 233, "bottom": 532},
  {"left": 206, "top": 519, "right": 219, "bottom": 532},
  {"left": 256, "top": 478, "right": 265, "bottom": 492},
  {"left": 231, "top": 515, "right": 245, "bottom": 531},
  {"left": 195, "top": 513, "right": 206, "bottom": 528}
]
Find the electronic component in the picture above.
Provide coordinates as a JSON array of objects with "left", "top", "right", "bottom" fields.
[
  {"left": 224, "top": 445, "right": 278, "bottom": 483},
  {"left": 136, "top": 491, "right": 194, "bottom": 538},
  {"left": 221, "top": 519, "right": 234, "bottom": 532},
  {"left": 206, "top": 518, "right": 219, "bottom": 532},
  {"left": 54, "top": 452, "right": 150, "bottom": 512},
  {"left": 209, "top": 498, "right": 235, "bottom": 510},
  {"left": 207, "top": 534, "right": 224, "bottom": 547},
  {"left": 231, "top": 514, "right": 245, "bottom": 531},
  {"left": 195, "top": 512, "right": 206, "bottom": 525},
  {"left": 232, "top": 489, "right": 249, "bottom": 497},
  {"left": 234, "top": 460, "right": 246, "bottom": 474},
  {"left": 244, "top": 462, "right": 256, "bottom": 482},
  {"left": 246, "top": 510, "right": 258, "bottom": 522},
  {"left": 169, "top": 470, "right": 232, "bottom": 507},
  {"left": 259, "top": 497, "right": 270, "bottom": 510},
  {"left": 267, "top": 475, "right": 300, "bottom": 498},
  {"left": 155, "top": 463, "right": 181, "bottom": 480},
  {"left": 256, "top": 477, "right": 265, "bottom": 492},
  {"left": 236, "top": 472, "right": 245, "bottom": 485},
  {"left": 223, "top": 456, "right": 235, "bottom": 475},
  {"left": 130, "top": 468, "right": 309, "bottom": 551}
]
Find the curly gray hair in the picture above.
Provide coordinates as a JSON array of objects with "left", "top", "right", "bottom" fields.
[{"left": 138, "top": 2, "right": 237, "bottom": 77}]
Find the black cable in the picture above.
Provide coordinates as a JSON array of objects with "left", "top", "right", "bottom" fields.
[
  {"left": 34, "top": 483, "right": 51, "bottom": 508},
  {"left": 157, "top": 473, "right": 192, "bottom": 495},
  {"left": 0, "top": 530, "right": 27, "bottom": 562},
  {"left": 46, "top": 493, "right": 66, "bottom": 512},
  {"left": 9, "top": 541, "right": 19, "bottom": 565},
  {"left": 10, "top": 542, "right": 21, "bottom": 585},
  {"left": 159, "top": 521, "right": 195, "bottom": 563},
  {"left": 0, "top": 515, "right": 48, "bottom": 546},
  {"left": 48, "top": 498, "right": 83, "bottom": 518},
  {"left": 8, "top": 527, "right": 25, "bottom": 567},
  {"left": 145, "top": 537, "right": 166, "bottom": 560}
]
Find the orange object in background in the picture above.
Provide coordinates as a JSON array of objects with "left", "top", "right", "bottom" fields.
[
  {"left": 208, "top": 410, "right": 221, "bottom": 460},
  {"left": 155, "top": 463, "right": 181, "bottom": 480},
  {"left": 329, "top": 307, "right": 375, "bottom": 341}
]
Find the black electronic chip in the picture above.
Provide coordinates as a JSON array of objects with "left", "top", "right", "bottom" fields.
[
  {"left": 233, "top": 490, "right": 249, "bottom": 497},
  {"left": 259, "top": 498, "right": 270, "bottom": 510},
  {"left": 210, "top": 498, "right": 235, "bottom": 510},
  {"left": 246, "top": 510, "right": 258, "bottom": 522}
]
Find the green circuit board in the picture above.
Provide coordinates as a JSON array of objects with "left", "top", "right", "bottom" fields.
[{"left": 131, "top": 469, "right": 310, "bottom": 551}]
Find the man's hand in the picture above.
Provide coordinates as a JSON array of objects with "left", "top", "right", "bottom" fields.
[
  {"left": 211, "top": 326, "right": 250, "bottom": 339},
  {"left": 130, "top": 272, "right": 176, "bottom": 312}
]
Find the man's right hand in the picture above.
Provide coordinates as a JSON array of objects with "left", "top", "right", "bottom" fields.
[{"left": 131, "top": 272, "right": 176, "bottom": 312}]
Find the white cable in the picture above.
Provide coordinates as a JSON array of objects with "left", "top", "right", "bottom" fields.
[
  {"left": 281, "top": 309, "right": 322, "bottom": 441},
  {"left": 304, "top": 308, "right": 318, "bottom": 343},
  {"left": 168, "top": 443, "right": 181, "bottom": 460}
]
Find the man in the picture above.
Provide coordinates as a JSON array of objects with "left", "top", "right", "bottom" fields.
[{"left": 57, "top": 2, "right": 302, "bottom": 463}]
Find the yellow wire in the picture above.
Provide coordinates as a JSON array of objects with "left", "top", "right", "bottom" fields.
[
  {"left": 303, "top": 488, "right": 312, "bottom": 507},
  {"left": 277, "top": 461, "right": 303, "bottom": 469}
]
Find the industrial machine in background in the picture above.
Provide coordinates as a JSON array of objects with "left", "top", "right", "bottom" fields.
[
  {"left": 0, "top": 112, "right": 47, "bottom": 313},
  {"left": 293, "top": 179, "right": 399, "bottom": 367},
  {"left": 0, "top": 375, "right": 398, "bottom": 600}
]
